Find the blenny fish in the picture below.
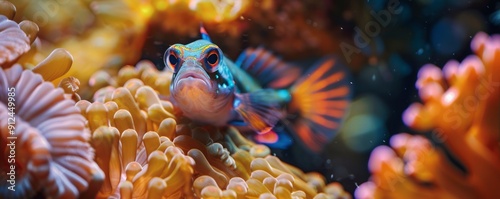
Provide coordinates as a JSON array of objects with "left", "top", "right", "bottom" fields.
[{"left": 165, "top": 27, "right": 351, "bottom": 152}]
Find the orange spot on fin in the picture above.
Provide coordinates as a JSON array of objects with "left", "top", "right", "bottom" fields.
[{"left": 255, "top": 131, "right": 279, "bottom": 144}]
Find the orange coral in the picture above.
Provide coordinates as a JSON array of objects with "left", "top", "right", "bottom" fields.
[{"left": 356, "top": 32, "right": 500, "bottom": 199}]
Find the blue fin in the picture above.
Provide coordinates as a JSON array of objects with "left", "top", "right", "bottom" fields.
[
  {"left": 200, "top": 25, "right": 211, "bottom": 42},
  {"left": 235, "top": 47, "right": 301, "bottom": 89},
  {"left": 289, "top": 56, "right": 351, "bottom": 152},
  {"left": 234, "top": 89, "right": 285, "bottom": 134}
]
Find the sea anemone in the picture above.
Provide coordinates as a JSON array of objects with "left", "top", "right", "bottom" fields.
[
  {"left": 0, "top": 15, "right": 30, "bottom": 66},
  {"left": 0, "top": 65, "right": 100, "bottom": 198},
  {"left": 78, "top": 77, "right": 189, "bottom": 197},
  {"left": 88, "top": 60, "right": 172, "bottom": 100},
  {"left": 0, "top": 1, "right": 31, "bottom": 67},
  {"left": 80, "top": 62, "right": 351, "bottom": 198},
  {"left": 0, "top": 2, "right": 101, "bottom": 198},
  {"left": 0, "top": 1, "right": 74, "bottom": 83},
  {"left": 355, "top": 32, "right": 500, "bottom": 199}
]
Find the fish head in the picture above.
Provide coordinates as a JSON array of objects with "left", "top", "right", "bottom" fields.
[{"left": 165, "top": 40, "right": 235, "bottom": 114}]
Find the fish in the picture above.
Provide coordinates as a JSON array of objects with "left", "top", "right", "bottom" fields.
[{"left": 165, "top": 27, "right": 351, "bottom": 152}]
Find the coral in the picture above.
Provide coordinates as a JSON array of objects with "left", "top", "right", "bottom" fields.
[
  {"left": 0, "top": 1, "right": 75, "bottom": 84},
  {"left": 9, "top": 0, "right": 151, "bottom": 89},
  {"left": 0, "top": 65, "right": 100, "bottom": 198},
  {"left": 0, "top": 2, "right": 39, "bottom": 68},
  {"left": 78, "top": 79, "right": 190, "bottom": 197},
  {"left": 0, "top": 15, "right": 30, "bottom": 65},
  {"left": 0, "top": 3, "right": 102, "bottom": 198},
  {"left": 80, "top": 62, "right": 351, "bottom": 198},
  {"left": 355, "top": 32, "right": 500, "bottom": 199},
  {"left": 88, "top": 60, "right": 172, "bottom": 100}
]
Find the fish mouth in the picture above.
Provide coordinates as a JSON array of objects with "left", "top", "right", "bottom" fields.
[
  {"left": 174, "top": 69, "right": 212, "bottom": 91},
  {"left": 178, "top": 72, "right": 206, "bottom": 80}
]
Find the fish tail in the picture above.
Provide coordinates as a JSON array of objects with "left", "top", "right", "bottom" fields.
[{"left": 289, "top": 56, "right": 351, "bottom": 152}]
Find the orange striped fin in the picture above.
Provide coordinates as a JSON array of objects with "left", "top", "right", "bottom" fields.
[{"left": 289, "top": 56, "right": 351, "bottom": 152}]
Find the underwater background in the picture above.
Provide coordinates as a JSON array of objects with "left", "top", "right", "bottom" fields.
[{"left": 1, "top": 0, "right": 500, "bottom": 198}]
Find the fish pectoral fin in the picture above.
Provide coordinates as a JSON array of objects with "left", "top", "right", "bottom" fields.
[{"left": 234, "top": 91, "right": 284, "bottom": 134}]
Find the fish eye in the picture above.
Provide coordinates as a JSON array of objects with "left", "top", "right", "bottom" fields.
[
  {"left": 207, "top": 52, "right": 218, "bottom": 65},
  {"left": 164, "top": 47, "right": 180, "bottom": 72},
  {"left": 205, "top": 49, "right": 220, "bottom": 72},
  {"left": 168, "top": 53, "right": 178, "bottom": 66}
]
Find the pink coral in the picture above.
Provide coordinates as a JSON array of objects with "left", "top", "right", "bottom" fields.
[
  {"left": 0, "top": 65, "right": 99, "bottom": 198},
  {"left": 0, "top": 15, "right": 30, "bottom": 66},
  {"left": 356, "top": 32, "right": 500, "bottom": 199}
]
